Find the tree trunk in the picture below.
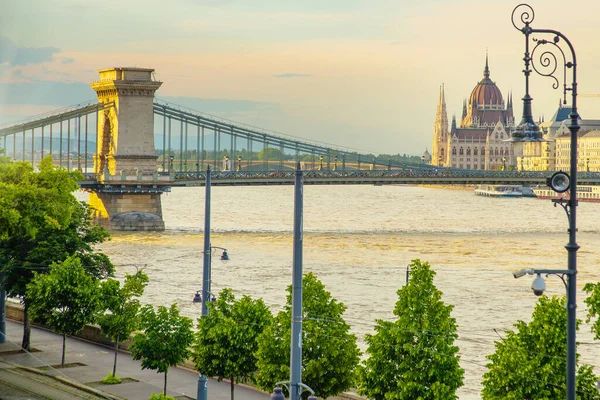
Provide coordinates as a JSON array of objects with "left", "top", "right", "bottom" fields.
[
  {"left": 163, "top": 369, "right": 168, "bottom": 396},
  {"left": 22, "top": 301, "right": 30, "bottom": 351},
  {"left": 61, "top": 333, "right": 66, "bottom": 368},
  {"left": 230, "top": 377, "right": 235, "bottom": 400},
  {"left": 112, "top": 334, "right": 119, "bottom": 377}
]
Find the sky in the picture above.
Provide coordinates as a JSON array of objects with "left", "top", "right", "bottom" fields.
[{"left": 1, "top": 0, "right": 600, "bottom": 156}]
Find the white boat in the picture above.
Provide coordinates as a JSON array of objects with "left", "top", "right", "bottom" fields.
[
  {"left": 474, "top": 185, "right": 532, "bottom": 198},
  {"left": 532, "top": 185, "right": 600, "bottom": 203}
]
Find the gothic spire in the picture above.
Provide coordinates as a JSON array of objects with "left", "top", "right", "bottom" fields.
[{"left": 484, "top": 51, "right": 490, "bottom": 79}]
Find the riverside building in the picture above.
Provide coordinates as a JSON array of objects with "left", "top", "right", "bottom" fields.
[{"left": 432, "top": 56, "right": 515, "bottom": 170}]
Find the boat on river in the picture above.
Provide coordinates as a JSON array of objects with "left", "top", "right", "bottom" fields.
[
  {"left": 532, "top": 185, "right": 600, "bottom": 203},
  {"left": 474, "top": 185, "right": 535, "bottom": 198}
]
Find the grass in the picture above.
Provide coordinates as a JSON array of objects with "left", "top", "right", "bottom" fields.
[
  {"left": 149, "top": 394, "right": 176, "bottom": 400},
  {"left": 101, "top": 374, "right": 122, "bottom": 385}
]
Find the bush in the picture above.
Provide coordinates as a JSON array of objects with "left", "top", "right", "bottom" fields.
[
  {"left": 149, "top": 394, "right": 176, "bottom": 400},
  {"left": 101, "top": 374, "right": 122, "bottom": 385}
]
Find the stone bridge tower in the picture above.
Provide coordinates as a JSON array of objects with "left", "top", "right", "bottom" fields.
[{"left": 88, "top": 67, "right": 171, "bottom": 231}]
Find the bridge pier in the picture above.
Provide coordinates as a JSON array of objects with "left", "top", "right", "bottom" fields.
[
  {"left": 89, "top": 67, "right": 168, "bottom": 231},
  {"left": 89, "top": 190, "right": 166, "bottom": 231}
]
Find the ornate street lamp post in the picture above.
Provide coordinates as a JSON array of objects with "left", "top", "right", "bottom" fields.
[{"left": 511, "top": 4, "right": 579, "bottom": 399}]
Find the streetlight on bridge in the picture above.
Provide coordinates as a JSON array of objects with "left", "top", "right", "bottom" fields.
[{"left": 511, "top": 5, "right": 579, "bottom": 399}]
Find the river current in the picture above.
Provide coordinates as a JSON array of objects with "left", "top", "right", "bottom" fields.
[{"left": 78, "top": 185, "right": 600, "bottom": 399}]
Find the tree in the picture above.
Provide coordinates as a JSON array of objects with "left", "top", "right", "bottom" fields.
[
  {"left": 357, "top": 259, "right": 464, "bottom": 400},
  {"left": 26, "top": 255, "right": 104, "bottom": 367},
  {"left": 192, "top": 288, "right": 272, "bottom": 400},
  {"left": 257, "top": 147, "right": 284, "bottom": 161},
  {"left": 98, "top": 269, "right": 149, "bottom": 379},
  {"left": 255, "top": 272, "right": 360, "bottom": 399},
  {"left": 0, "top": 156, "right": 113, "bottom": 350},
  {"left": 584, "top": 282, "right": 600, "bottom": 340},
  {"left": 482, "top": 295, "right": 600, "bottom": 399},
  {"left": 130, "top": 304, "right": 194, "bottom": 397}
]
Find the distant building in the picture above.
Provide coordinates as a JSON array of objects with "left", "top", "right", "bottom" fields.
[
  {"left": 432, "top": 56, "right": 515, "bottom": 170},
  {"left": 421, "top": 148, "right": 432, "bottom": 164},
  {"left": 518, "top": 103, "right": 600, "bottom": 171}
]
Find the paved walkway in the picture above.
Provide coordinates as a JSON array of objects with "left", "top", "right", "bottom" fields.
[{"left": 1, "top": 320, "right": 270, "bottom": 400}]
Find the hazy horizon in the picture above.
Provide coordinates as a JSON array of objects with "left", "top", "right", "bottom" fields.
[{"left": 2, "top": 0, "right": 600, "bottom": 156}]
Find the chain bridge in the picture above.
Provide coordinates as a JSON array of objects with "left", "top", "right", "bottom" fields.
[{"left": 1, "top": 67, "right": 599, "bottom": 230}]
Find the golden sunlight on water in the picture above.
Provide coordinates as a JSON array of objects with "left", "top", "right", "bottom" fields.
[{"left": 80, "top": 185, "right": 600, "bottom": 399}]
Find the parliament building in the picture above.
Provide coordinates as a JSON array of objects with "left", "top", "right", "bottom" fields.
[{"left": 431, "top": 57, "right": 516, "bottom": 170}]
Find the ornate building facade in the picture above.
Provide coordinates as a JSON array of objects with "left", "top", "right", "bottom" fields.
[
  {"left": 518, "top": 103, "right": 600, "bottom": 172},
  {"left": 432, "top": 57, "right": 515, "bottom": 170}
]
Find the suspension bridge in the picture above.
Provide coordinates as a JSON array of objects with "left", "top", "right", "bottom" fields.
[{"left": 1, "top": 67, "right": 599, "bottom": 230}]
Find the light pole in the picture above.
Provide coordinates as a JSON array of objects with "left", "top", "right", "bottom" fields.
[
  {"left": 502, "top": 157, "right": 507, "bottom": 171},
  {"left": 269, "top": 163, "right": 317, "bottom": 400},
  {"left": 511, "top": 5, "right": 579, "bottom": 399},
  {"left": 195, "top": 166, "right": 229, "bottom": 400}
]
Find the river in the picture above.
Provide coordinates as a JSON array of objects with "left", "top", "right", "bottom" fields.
[{"left": 79, "top": 185, "right": 600, "bottom": 399}]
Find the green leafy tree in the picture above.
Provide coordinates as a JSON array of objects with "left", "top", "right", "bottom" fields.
[
  {"left": 255, "top": 272, "right": 360, "bottom": 399},
  {"left": 584, "top": 282, "right": 600, "bottom": 340},
  {"left": 98, "top": 269, "right": 149, "bottom": 379},
  {"left": 192, "top": 288, "right": 272, "bottom": 400},
  {"left": 26, "top": 255, "right": 104, "bottom": 367},
  {"left": 130, "top": 304, "right": 194, "bottom": 397},
  {"left": 257, "top": 147, "right": 284, "bottom": 161},
  {"left": 357, "top": 259, "right": 464, "bottom": 400},
  {"left": 482, "top": 295, "right": 600, "bottom": 399},
  {"left": 0, "top": 156, "right": 113, "bottom": 350}
]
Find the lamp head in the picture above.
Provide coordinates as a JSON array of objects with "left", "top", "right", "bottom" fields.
[
  {"left": 192, "top": 291, "right": 202, "bottom": 303},
  {"left": 508, "top": 120, "right": 545, "bottom": 142},
  {"left": 547, "top": 171, "right": 570, "bottom": 193},
  {"left": 220, "top": 250, "right": 229, "bottom": 263},
  {"left": 270, "top": 387, "right": 285, "bottom": 400}
]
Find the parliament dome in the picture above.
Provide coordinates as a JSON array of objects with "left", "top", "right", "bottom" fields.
[{"left": 468, "top": 57, "right": 504, "bottom": 106}]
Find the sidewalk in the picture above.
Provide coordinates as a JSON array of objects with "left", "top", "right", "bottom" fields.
[{"left": 1, "top": 320, "right": 270, "bottom": 400}]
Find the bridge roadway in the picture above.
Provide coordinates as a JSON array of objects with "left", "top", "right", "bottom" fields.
[{"left": 79, "top": 170, "right": 600, "bottom": 188}]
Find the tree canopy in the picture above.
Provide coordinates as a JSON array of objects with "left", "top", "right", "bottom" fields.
[
  {"left": 255, "top": 272, "right": 360, "bottom": 399},
  {"left": 26, "top": 255, "right": 104, "bottom": 367},
  {"left": 482, "top": 295, "right": 600, "bottom": 399},
  {"left": 193, "top": 288, "right": 272, "bottom": 400},
  {"left": 584, "top": 282, "right": 600, "bottom": 341},
  {"left": 98, "top": 269, "right": 149, "bottom": 377},
  {"left": 131, "top": 303, "right": 194, "bottom": 396},
  {"left": 0, "top": 157, "right": 113, "bottom": 350},
  {"left": 357, "top": 259, "right": 464, "bottom": 400},
  {"left": 257, "top": 147, "right": 285, "bottom": 161}
]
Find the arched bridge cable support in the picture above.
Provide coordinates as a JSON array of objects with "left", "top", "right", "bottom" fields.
[
  {"left": 0, "top": 102, "right": 112, "bottom": 137},
  {"left": 152, "top": 101, "right": 415, "bottom": 170}
]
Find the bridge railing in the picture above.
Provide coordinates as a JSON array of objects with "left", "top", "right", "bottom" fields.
[{"left": 164, "top": 169, "right": 600, "bottom": 181}]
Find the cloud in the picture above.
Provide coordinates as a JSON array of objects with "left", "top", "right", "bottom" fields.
[
  {"left": 61, "top": 57, "right": 75, "bottom": 64},
  {"left": 0, "top": 81, "right": 95, "bottom": 106},
  {"left": 0, "top": 37, "right": 60, "bottom": 66},
  {"left": 272, "top": 73, "right": 311, "bottom": 78}
]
